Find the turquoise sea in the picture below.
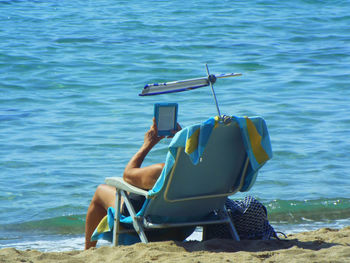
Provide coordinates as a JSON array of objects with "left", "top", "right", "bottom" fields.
[{"left": 1, "top": 0, "right": 350, "bottom": 251}]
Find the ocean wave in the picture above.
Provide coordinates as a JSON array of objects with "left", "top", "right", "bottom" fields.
[
  {"left": 0, "top": 215, "right": 85, "bottom": 235},
  {"left": 265, "top": 198, "right": 350, "bottom": 224}
]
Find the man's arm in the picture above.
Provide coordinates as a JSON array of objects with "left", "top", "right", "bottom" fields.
[{"left": 123, "top": 118, "right": 165, "bottom": 190}]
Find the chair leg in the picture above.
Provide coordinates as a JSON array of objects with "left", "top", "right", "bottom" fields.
[
  {"left": 120, "top": 191, "right": 149, "bottom": 243},
  {"left": 113, "top": 189, "right": 121, "bottom": 246},
  {"left": 202, "top": 226, "right": 207, "bottom": 241},
  {"left": 224, "top": 207, "right": 240, "bottom": 241},
  {"left": 135, "top": 219, "right": 148, "bottom": 243},
  {"left": 227, "top": 218, "right": 240, "bottom": 241}
]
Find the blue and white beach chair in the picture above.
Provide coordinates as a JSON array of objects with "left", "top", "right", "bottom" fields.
[{"left": 91, "top": 115, "right": 272, "bottom": 245}]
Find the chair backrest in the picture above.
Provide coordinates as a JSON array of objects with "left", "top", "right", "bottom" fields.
[{"left": 144, "top": 121, "right": 249, "bottom": 222}]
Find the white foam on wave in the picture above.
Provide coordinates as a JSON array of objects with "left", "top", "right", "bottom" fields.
[
  {"left": 273, "top": 218, "right": 350, "bottom": 235},
  {"left": 0, "top": 235, "right": 85, "bottom": 252},
  {"left": 0, "top": 230, "right": 202, "bottom": 252}
]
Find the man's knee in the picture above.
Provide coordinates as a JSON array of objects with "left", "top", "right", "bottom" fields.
[
  {"left": 93, "top": 184, "right": 116, "bottom": 208},
  {"left": 95, "top": 184, "right": 106, "bottom": 194}
]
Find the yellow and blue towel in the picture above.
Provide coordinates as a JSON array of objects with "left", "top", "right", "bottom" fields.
[
  {"left": 233, "top": 116, "right": 272, "bottom": 191},
  {"left": 150, "top": 115, "right": 272, "bottom": 195}
]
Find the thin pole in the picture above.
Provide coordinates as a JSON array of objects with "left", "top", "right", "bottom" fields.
[{"left": 205, "top": 64, "right": 221, "bottom": 118}]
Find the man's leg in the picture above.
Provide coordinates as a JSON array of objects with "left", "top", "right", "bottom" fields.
[{"left": 85, "top": 184, "right": 117, "bottom": 249}]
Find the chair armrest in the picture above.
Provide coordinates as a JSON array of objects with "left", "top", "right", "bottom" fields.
[{"left": 105, "top": 177, "right": 149, "bottom": 198}]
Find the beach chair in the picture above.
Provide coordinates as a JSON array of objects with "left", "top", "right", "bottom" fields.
[{"left": 92, "top": 115, "right": 272, "bottom": 245}]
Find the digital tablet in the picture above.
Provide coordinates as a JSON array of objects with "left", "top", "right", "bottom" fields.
[{"left": 154, "top": 103, "right": 178, "bottom": 136}]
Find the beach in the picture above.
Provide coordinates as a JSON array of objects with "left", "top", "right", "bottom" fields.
[
  {"left": 1, "top": 227, "right": 349, "bottom": 263},
  {"left": 1, "top": 0, "right": 350, "bottom": 254}
]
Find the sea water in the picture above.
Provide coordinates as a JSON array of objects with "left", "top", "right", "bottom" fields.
[{"left": 0, "top": 0, "right": 349, "bottom": 251}]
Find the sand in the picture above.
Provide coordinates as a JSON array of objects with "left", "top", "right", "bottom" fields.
[{"left": 1, "top": 227, "right": 350, "bottom": 263}]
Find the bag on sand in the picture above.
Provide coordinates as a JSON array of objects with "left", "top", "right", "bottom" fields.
[{"left": 204, "top": 196, "right": 279, "bottom": 240}]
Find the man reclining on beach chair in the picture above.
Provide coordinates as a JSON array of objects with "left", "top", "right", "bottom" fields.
[
  {"left": 85, "top": 118, "right": 175, "bottom": 249},
  {"left": 85, "top": 115, "right": 272, "bottom": 249}
]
